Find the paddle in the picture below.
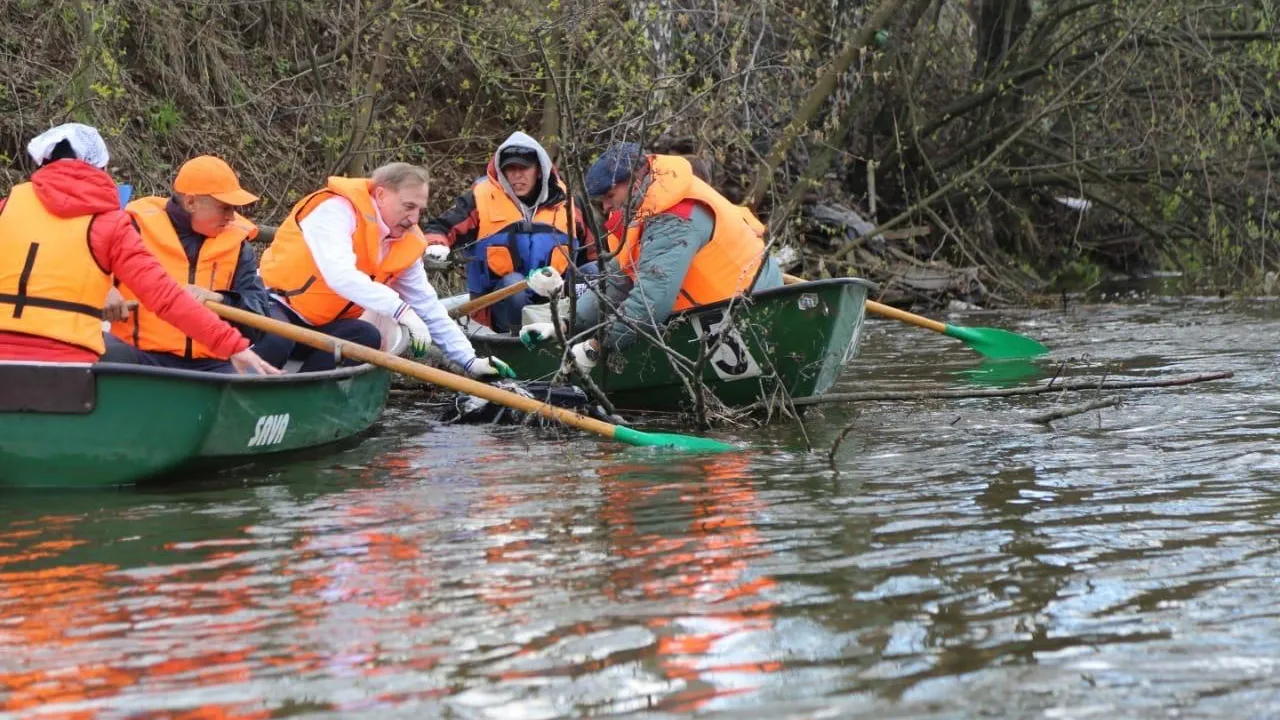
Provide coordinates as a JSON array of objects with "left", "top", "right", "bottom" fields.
[
  {"left": 206, "top": 301, "right": 735, "bottom": 453},
  {"left": 782, "top": 274, "right": 1048, "bottom": 359},
  {"left": 448, "top": 281, "right": 527, "bottom": 319}
]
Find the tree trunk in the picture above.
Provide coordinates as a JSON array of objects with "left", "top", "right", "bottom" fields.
[
  {"left": 344, "top": 1, "right": 399, "bottom": 176},
  {"left": 973, "top": 0, "right": 1032, "bottom": 77}
]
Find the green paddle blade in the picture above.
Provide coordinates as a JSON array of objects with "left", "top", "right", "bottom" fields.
[
  {"left": 614, "top": 426, "right": 738, "bottom": 453},
  {"left": 942, "top": 324, "right": 1049, "bottom": 359}
]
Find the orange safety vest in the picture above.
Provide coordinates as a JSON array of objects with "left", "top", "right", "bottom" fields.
[
  {"left": 259, "top": 177, "right": 427, "bottom": 325},
  {"left": 0, "top": 183, "right": 111, "bottom": 354},
  {"left": 740, "top": 205, "right": 767, "bottom": 238},
  {"left": 110, "top": 196, "right": 256, "bottom": 359},
  {"left": 472, "top": 176, "right": 574, "bottom": 278},
  {"left": 607, "top": 155, "right": 765, "bottom": 312}
]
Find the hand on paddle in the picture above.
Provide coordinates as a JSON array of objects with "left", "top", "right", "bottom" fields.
[
  {"left": 527, "top": 266, "right": 564, "bottom": 297},
  {"left": 101, "top": 287, "right": 137, "bottom": 322},
  {"left": 184, "top": 284, "right": 224, "bottom": 304},
  {"left": 466, "top": 356, "right": 517, "bottom": 380},
  {"left": 230, "top": 348, "right": 282, "bottom": 376}
]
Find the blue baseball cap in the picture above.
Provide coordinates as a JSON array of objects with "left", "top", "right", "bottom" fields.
[{"left": 585, "top": 142, "right": 642, "bottom": 197}]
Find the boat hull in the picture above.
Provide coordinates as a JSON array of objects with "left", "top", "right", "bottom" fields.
[
  {"left": 466, "top": 278, "right": 873, "bottom": 411},
  {"left": 0, "top": 362, "right": 390, "bottom": 489}
]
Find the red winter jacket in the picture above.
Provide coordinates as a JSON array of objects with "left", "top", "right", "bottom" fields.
[{"left": 0, "top": 160, "right": 249, "bottom": 363}]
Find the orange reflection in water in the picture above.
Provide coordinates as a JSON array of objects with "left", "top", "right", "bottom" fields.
[
  {"left": 600, "top": 454, "right": 781, "bottom": 712},
  {"left": 0, "top": 486, "right": 441, "bottom": 720}
]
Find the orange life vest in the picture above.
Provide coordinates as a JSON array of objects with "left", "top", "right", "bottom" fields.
[
  {"left": 472, "top": 176, "right": 575, "bottom": 278},
  {"left": 110, "top": 196, "right": 256, "bottom": 359},
  {"left": 0, "top": 183, "right": 111, "bottom": 354},
  {"left": 259, "top": 177, "right": 427, "bottom": 325},
  {"left": 740, "top": 205, "right": 767, "bottom": 237},
  {"left": 607, "top": 155, "right": 765, "bottom": 312}
]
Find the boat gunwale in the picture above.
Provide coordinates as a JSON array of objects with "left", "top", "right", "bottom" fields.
[
  {"left": 0, "top": 360, "right": 384, "bottom": 387},
  {"left": 462, "top": 276, "right": 878, "bottom": 345}
]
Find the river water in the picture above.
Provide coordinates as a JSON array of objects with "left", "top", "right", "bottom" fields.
[{"left": 3, "top": 295, "right": 1279, "bottom": 719}]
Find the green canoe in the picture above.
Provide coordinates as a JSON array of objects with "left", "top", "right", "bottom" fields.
[
  {"left": 463, "top": 277, "right": 874, "bottom": 411},
  {"left": 0, "top": 362, "right": 390, "bottom": 489}
]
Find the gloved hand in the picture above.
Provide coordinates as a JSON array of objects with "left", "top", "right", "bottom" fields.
[
  {"left": 466, "top": 356, "right": 517, "bottom": 379},
  {"left": 396, "top": 308, "right": 433, "bottom": 358},
  {"left": 424, "top": 243, "right": 450, "bottom": 268},
  {"left": 566, "top": 340, "right": 599, "bottom": 373},
  {"left": 519, "top": 321, "right": 558, "bottom": 349},
  {"left": 526, "top": 266, "right": 564, "bottom": 298}
]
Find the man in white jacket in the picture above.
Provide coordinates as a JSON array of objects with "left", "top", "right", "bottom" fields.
[{"left": 256, "top": 162, "right": 515, "bottom": 376}]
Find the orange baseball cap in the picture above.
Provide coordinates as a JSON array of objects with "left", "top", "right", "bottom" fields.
[{"left": 173, "top": 155, "right": 259, "bottom": 206}]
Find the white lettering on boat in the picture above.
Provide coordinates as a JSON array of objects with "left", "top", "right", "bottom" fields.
[
  {"left": 248, "top": 413, "right": 291, "bottom": 447},
  {"left": 691, "top": 310, "right": 763, "bottom": 382}
]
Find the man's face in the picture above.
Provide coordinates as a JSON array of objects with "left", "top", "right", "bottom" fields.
[
  {"left": 600, "top": 181, "right": 632, "bottom": 216},
  {"left": 502, "top": 162, "right": 538, "bottom": 197},
  {"left": 184, "top": 195, "right": 236, "bottom": 238},
  {"left": 374, "top": 182, "right": 429, "bottom": 238}
]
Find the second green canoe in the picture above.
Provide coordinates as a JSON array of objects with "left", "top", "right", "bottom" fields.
[{"left": 463, "top": 277, "right": 874, "bottom": 411}]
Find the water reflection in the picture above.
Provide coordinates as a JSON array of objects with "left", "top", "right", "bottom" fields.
[
  {"left": 3, "top": 298, "right": 1280, "bottom": 716},
  {"left": 955, "top": 358, "right": 1048, "bottom": 387},
  {"left": 599, "top": 455, "right": 778, "bottom": 713}
]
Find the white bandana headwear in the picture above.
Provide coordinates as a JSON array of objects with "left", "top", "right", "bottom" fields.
[{"left": 27, "top": 123, "right": 110, "bottom": 169}]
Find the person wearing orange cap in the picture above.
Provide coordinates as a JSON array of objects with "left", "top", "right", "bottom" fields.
[{"left": 101, "top": 155, "right": 275, "bottom": 372}]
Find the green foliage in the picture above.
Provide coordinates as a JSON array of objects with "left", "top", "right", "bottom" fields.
[
  {"left": 147, "top": 101, "right": 180, "bottom": 136},
  {"left": 0, "top": 0, "right": 1274, "bottom": 292}
]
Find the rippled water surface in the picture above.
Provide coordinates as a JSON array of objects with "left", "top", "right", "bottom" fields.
[{"left": 4, "top": 296, "right": 1280, "bottom": 719}]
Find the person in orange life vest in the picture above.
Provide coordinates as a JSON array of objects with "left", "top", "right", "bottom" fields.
[
  {"left": 0, "top": 123, "right": 278, "bottom": 375},
  {"left": 100, "top": 155, "right": 274, "bottom": 373},
  {"left": 520, "top": 143, "right": 782, "bottom": 369},
  {"left": 422, "top": 131, "right": 598, "bottom": 333},
  {"left": 257, "top": 162, "right": 515, "bottom": 377}
]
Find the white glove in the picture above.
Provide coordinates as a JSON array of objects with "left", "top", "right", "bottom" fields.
[
  {"left": 466, "top": 356, "right": 517, "bottom": 379},
  {"left": 526, "top": 266, "right": 564, "bottom": 298},
  {"left": 519, "top": 321, "right": 557, "bottom": 348},
  {"left": 397, "top": 309, "right": 433, "bottom": 358},
  {"left": 567, "top": 340, "right": 599, "bottom": 372},
  {"left": 424, "top": 244, "right": 450, "bottom": 268}
]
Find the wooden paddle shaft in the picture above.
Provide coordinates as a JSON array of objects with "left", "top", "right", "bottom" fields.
[
  {"left": 448, "top": 281, "right": 529, "bottom": 319},
  {"left": 782, "top": 272, "right": 947, "bottom": 333},
  {"left": 207, "top": 301, "right": 621, "bottom": 440}
]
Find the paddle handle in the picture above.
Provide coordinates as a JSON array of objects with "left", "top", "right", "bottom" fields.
[
  {"left": 449, "top": 281, "right": 529, "bottom": 319},
  {"left": 206, "top": 301, "right": 622, "bottom": 441},
  {"left": 782, "top": 272, "right": 947, "bottom": 333}
]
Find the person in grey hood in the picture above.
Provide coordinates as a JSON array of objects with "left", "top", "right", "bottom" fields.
[{"left": 424, "top": 131, "right": 597, "bottom": 333}]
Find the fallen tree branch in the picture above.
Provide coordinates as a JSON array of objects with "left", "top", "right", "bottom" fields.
[
  {"left": 765, "top": 371, "right": 1232, "bottom": 409},
  {"left": 1030, "top": 396, "right": 1121, "bottom": 424}
]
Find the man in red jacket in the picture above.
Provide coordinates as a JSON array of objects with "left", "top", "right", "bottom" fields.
[{"left": 0, "top": 123, "right": 278, "bottom": 374}]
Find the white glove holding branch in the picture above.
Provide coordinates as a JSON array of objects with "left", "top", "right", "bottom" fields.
[
  {"left": 526, "top": 266, "right": 565, "bottom": 298},
  {"left": 466, "top": 356, "right": 517, "bottom": 379},
  {"left": 396, "top": 307, "right": 433, "bottom": 358},
  {"left": 424, "top": 244, "right": 450, "bottom": 268},
  {"left": 567, "top": 340, "right": 599, "bottom": 373}
]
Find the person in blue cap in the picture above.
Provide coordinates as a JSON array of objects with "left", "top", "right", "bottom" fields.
[
  {"left": 521, "top": 142, "right": 782, "bottom": 371},
  {"left": 423, "top": 131, "right": 597, "bottom": 333}
]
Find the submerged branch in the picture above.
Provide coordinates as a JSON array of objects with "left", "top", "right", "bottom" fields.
[
  {"left": 1030, "top": 396, "right": 1121, "bottom": 424},
  {"left": 768, "top": 372, "right": 1233, "bottom": 408}
]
